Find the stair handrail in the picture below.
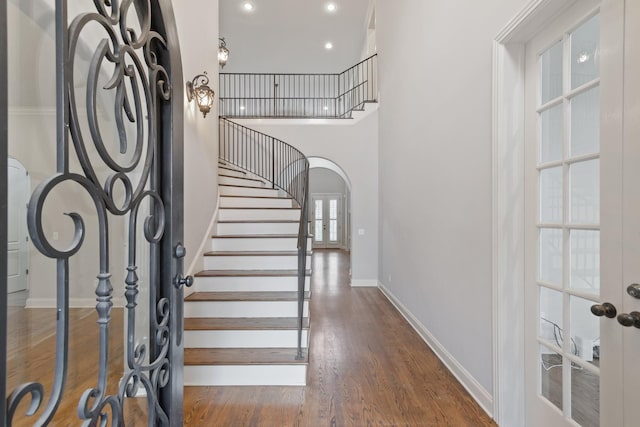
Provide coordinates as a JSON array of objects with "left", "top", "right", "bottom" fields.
[
  {"left": 219, "top": 118, "right": 309, "bottom": 360},
  {"left": 219, "top": 54, "right": 377, "bottom": 118}
]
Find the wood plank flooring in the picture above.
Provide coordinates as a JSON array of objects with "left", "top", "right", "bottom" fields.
[
  {"left": 5, "top": 249, "right": 496, "bottom": 425},
  {"left": 183, "top": 249, "right": 496, "bottom": 426}
]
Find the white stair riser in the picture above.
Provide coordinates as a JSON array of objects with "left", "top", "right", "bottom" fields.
[
  {"left": 218, "top": 209, "right": 301, "bottom": 221},
  {"left": 220, "top": 186, "right": 280, "bottom": 198},
  {"left": 184, "top": 330, "right": 309, "bottom": 349},
  {"left": 184, "top": 365, "right": 306, "bottom": 386},
  {"left": 219, "top": 176, "right": 266, "bottom": 188},
  {"left": 204, "top": 255, "right": 311, "bottom": 270},
  {"left": 194, "top": 276, "right": 310, "bottom": 292},
  {"left": 220, "top": 197, "right": 293, "bottom": 208},
  {"left": 217, "top": 222, "right": 300, "bottom": 235},
  {"left": 184, "top": 301, "right": 309, "bottom": 318},
  {"left": 211, "top": 237, "right": 309, "bottom": 251}
]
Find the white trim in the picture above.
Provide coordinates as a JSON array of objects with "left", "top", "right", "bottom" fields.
[
  {"left": 350, "top": 279, "right": 378, "bottom": 287},
  {"left": 492, "top": 1, "right": 582, "bottom": 425},
  {"left": 26, "top": 297, "right": 126, "bottom": 308},
  {"left": 378, "top": 283, "right": 493, "bottom": 417},
  {"left": 186, "top": 192, "right": 220, "bottom": 278}
]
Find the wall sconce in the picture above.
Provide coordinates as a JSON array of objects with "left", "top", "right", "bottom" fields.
[
  {"left": 186, "top": 72, "right": 215, "bottom": 118},
  {"left": 218, "top": 37, "right": 230, "bottom": 69}
]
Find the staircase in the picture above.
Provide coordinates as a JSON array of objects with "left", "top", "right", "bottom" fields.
[{"left": 184, "top": 121, "right": 311, "bottom": 386}]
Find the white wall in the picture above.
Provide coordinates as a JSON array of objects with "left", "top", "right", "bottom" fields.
[
  {"left": 174, "top": 0, "right": 220, "bottom": 275},
  {"left": 309, "top": 168, "right": 347, "bottom": 194},
  {"left": 376, "top": 0, "right": 528, "bottom": 405},
  {"left": 236, "top": 112, "right": 378, "bottom": 285}
]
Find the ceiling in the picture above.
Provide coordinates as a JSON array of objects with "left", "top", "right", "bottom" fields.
[{"left": 219, "top": 0, "right": 373, "bottom": 74}]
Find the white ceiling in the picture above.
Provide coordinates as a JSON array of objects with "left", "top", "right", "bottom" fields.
[{"left": 219, "top": 0, "right": 372, "bottom": 74}]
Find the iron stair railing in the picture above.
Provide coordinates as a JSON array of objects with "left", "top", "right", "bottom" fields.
[
  {"left": 219, "top": 54, "right": 377, "bottom": 119},
  {"left": 219, "top": 118, "right": 309, "bottom": 360}
]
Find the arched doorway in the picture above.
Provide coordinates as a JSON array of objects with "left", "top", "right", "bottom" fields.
[
  {"left": 308, "top": 157, "right": 352, "bottom": 250},
  {"left": 308, "top": 157, "right": 352, "bottom": 277}
]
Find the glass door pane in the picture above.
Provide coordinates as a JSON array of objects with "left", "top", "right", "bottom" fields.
[
  {"left": 329, "top": 198, "right": 338, "bottom": 242},
  {"left": 536, "top": 13, "right": 601, "bottom": 426},
  {"left": 314, "top": 199, "right": 323, "bottom": 243}
]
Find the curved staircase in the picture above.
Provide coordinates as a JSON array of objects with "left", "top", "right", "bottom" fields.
[{"left": 184, "top": 159, "right": 312, "bottom": 386}]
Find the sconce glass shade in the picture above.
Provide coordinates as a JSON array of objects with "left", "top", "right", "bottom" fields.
[
  {"left": 186, "top": 72, "right": 215, "bottom": 118},
  {"left": 218, "top": 38, "right": 230, "bottom": 68}
]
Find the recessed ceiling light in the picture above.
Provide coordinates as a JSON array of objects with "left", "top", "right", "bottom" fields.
[
  {"left": 242, "top": 2, "right": 254, "bottom": 11},
  {"left": 240, "top": 105, "right": 246, "bottom": 110},
  {"left": 325, "top": 42, "right": 333, "bottom": 50},
  {"left": 327, "top": 3, "right": 337, "bottom": 12},
  {"left": 323, "top": 106, "right": 329, "bottom": 110}
]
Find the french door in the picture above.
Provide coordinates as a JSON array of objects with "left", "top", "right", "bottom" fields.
[
  {"left": 1, "top": 0, "right": 186, "bottom": 425},
  {"left": 524, "top": 0, "right": 640, "bottom": 425},
  {"left": 312, "top": 194, "right": 342, "bottom": 249}
]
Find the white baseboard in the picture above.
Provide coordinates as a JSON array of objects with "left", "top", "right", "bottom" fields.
[
  {"left": 186, "top": 193, "right": 220, "bottom": 278},
  {"left": 350, "top": 279, "right": 379, "bottom": 287},
  {"left": 26, "top": 297, "right": 126, "bottom": 308},
  {"left": 378, "top": 283, "right": 494, "bottom": 418}
]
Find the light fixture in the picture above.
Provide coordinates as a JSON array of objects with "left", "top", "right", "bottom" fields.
[
  {"left": 242, "top": 2, "right": 254, "bottom": 11},
  {"left": 186, "top": 72, "right": 215, "bottom": 118},
  {"left": 325, "top": 42, "right": 333, "bottom": 50},
  {"left": 327, "top": 3, "right": 337, "bottom": 12},
  {"left": 577, "top": 50, "right": 591, "bottom": 64},
  {"left": 218, "top": 37, "right": 230, "bottom": 69}
]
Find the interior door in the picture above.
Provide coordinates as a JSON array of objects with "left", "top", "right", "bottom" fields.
[
  {"left": 312, "top": 194, "right": 342, "bottom": 249},
  {"left": 524, "top": 1, "right": 635, "bottom": 425},
  {"left": 7, "top": 158, "right": 28, "bottom": 295},
  {"left": 1, "top": 0, "right": 186, "bottom": 424}
]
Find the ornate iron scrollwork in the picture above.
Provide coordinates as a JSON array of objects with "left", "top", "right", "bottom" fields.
[{"left": 7, "top": 0, "right": 173, "bottom": 425}]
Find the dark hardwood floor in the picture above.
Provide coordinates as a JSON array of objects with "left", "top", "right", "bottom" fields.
[
  {"left": 183, "top": 249, "right": 496, "bottom": 426},
  {"left": 5, "top": 249, "right": 496, "bottom": 426}
]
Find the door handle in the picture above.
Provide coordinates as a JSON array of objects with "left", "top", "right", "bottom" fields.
[
  {"left": 173, "top": 242, "right": 194, "bottom": 289},
  {"left": 590, "top": 302, "right": 617, "bottom": 318},
  {"left": 617, "top": 311, "right": 640, "bottom": 328},
  {"left": 627, "top": 284, "right": 640, "bottom": 299}
]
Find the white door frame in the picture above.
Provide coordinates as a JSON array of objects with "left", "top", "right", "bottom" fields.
[
  {"left": 491, "top": 0, "right": 624, "bottom": 425},
  {"left": 311, "top": 193, "right": 344, "bottom": 249},
  {"left": 7, "top": 157, "right": 29, "bottom": 297}
]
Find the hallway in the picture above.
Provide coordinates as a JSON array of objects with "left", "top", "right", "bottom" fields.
[{"left": 184, "top": 249, "right": 495, "bottom": 426}]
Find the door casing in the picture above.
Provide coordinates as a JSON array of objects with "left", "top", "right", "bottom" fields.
[{"left": 492, "top": 0, "right": 625, "bottom": 425}]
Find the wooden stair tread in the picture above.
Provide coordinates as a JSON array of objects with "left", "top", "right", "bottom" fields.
[
  {"left": 185, "top": 291, "right": 311, "bottom": 302},
  {"left": 203, "top": 250, "right": 311, "bottom": 257},
  {"left": 218, "top": 219, "right": 299, "bottom": 224},
  {"left": 219, "top": 174, "right": 266, "bottom": 183},
  {"left": 211, "top": 234, "right": 300, "bottom": 239},
  {"left": 219, "top": 166, "right": 246, "bottom": 174},
  {"left": 195, "top": 269, "right": 311, "bottom": 277},
  {"left": 220, "top": 207, "right": 300, "bottom": 210},
  {"left": 220, "top": 184, "right": 276, "bottom": 190},
  {"left": 185, "top": 348, "right": 309, "bottom": 366},
  {"left": 184, "top": 317, "right": 310, "bottom": 330},
  {"left": 221, "top": 195, "right": 292, "bottom": 200}
]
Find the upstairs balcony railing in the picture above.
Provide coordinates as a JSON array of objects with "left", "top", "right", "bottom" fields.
[{"left": 219, "top": 54, "right": 377, "bottom": 119}]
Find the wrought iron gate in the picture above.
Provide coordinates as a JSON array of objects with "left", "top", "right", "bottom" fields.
[{"left": 1, "top": 0, "right": 185, "bottom": 425}]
